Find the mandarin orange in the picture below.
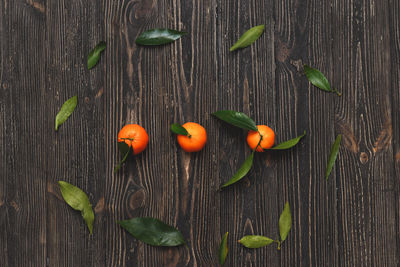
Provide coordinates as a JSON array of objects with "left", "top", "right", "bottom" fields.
[
  {"left": 247, "top": 125, "right": 275, "bottom": 152},
  {"left": 177, "top": 122, "right": 207, "bottom": 152},
  {"left": 117, "top": 124, "right": 149, "bottom": 155}
]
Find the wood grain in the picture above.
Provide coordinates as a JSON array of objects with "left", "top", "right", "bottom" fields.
[
  {"left": 0, "top": 0, "right": 398, "bottom": 266},
  {"left": 0, "top": 0, "right": 48, "bottom": 266},
  {"left": 389, "top": 0, "right": 400, "bottom": 263}
]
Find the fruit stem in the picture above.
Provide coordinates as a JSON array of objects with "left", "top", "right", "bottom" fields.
[{"left": 120, "top": 137, "right": 134, "bottom": 141}]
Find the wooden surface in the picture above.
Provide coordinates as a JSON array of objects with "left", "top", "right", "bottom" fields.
[{"left": 0, "top": 0, "right": 399, "bottom": 266}]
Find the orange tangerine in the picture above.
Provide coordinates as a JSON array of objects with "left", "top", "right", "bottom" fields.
[
  {"left": 247, "top": 125, "right": 275, "bottom": 152},
  {"left": 118, "top": 124, "right": 149, "bottom": 155},
  {"left": 177, "top": 122, "right": 207, "bottom": 152}
]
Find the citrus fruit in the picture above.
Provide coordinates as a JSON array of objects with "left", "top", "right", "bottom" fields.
[
  {"left": 247, "top": 125, "right": 275, "bottom": 152},
  {"left": 177, "top": 122, "right": 207, "bottom": 152},
  {"left": 118, "top": 124, "right": 149, "bottom": 155}
]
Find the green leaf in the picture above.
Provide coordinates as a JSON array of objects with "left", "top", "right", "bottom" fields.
[
  {"left": 325, "top": 134, "right": 342, "bottom": 180},
  {"left": 221, "top": 151, "right": 255, "bottom": 188},
  {"left": 117, "top": 141, "right": 131, "bottom": 156},
  {"left": 118, "top": 217, "right": 185, "bottom": 247},
  {"left": 271, "top": 131, "right": 306, "bottom": 150},
  {"left": 303, "top": 65, "right": 341, "bottom": 96},
  {"left": 114, "top": 142, "right": 132, "bottom": 173},
  {"left": 135, "top": 29, "right": 187, "bottom": 45},
  {"left": 239, "top": 235, "right": 274, "bottom": 248},
  {"left": 81, "top": 206, "right": 94, "bottom": 235},
  {"left": 170, "top": 123, "right": 189, "bottom": 136},
  {"left": 230, "top": 25, "right": 265, "bottom": 51},
  {"left": 87, "top": 41, "right": 106, "bottom": 70},
  {"left": 58, "top": 181, "right": 94, "bottom": 234},
  {"left": 55, "top": 95, "right": 78, "bottom": 131},
  {"left": 212, "top": 110, "right": 258, "bottom": 131},
  {"left": 218, "top": 232, "right": 229, "bottom": 265},
  {"left": 278, "top": 202, "right": 292, "bottom": 242}
]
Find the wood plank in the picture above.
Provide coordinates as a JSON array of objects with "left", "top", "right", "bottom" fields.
[
  {"left": 44, "top": 0, "right": 106, "bottom": 266},
  {"left": 217, "top": 0, "right": 280, "bottom": 266},
  {"left": 102, "top": 0, "right": 220, "bottom": 266},
  {"left": 273, "top": 0, "right": 323, "bottom": 265},
  {"left": 388, "top": 0, "right": 400, "bottom": 262},
  {"left": 0, "top": 0, "right": 47, "bottom": 266},
  {"left": 0, "top": 0, "right": 6, "bottom": 264},
  {"left": 330, "top": 0, "right": 397, "bottom": 266},
  {"left": 0, "top": 1, "right": 7, "bottom": 264}
]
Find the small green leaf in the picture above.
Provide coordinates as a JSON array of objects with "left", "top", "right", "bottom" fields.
[
  {"left": 230, "top": 25, "right": 265, "bottom": 51},
  {"left": 58, "top": 181, "right": 89, "bottom": 211},
  {"left": 117, "top": 141, "right": 131, "bottom": 156},
  {"left": 218, "top": 232, "right": 229, "bottom": 265},
  {"left": 221, "top": 151, "right": 255, "bottom": 188},
  {"left": 303, "top": 65, "right": 341, "bottom": 96},
  {"left": 279, "top": 202, "right": 291, "bottom": 242},
  {"left": 239, "top": 235, "right": 274, "bottom": 248},
  {"left": 114, "top": 142, "right": 132, "bottom": 173},
  {"left": 58, "top": 181, "right": 94, "bottom": 234},
  {"left": 55, "top": 95, "right": 77, "bottom": 131},
  {"left": 271, "top": 131, "right": 306, "bottom": 150},
  {"left": 118, "top": 217, "right": 185, "bottom": 247},
  {"left": 212, "top": 110, "right": 258, "bottom": 131},
  {"left": 170, "top": 123, "right": 189, "bottom": 136},
  {"left": 81, "top": 206, "right": 94, "bottom": 234},
  {"left": 325, "top": 134, "right": 342, "bottom": 180},
  {"left": 135, "top": 29, "right": 187, "bottom": 45},
  {"left": 87, "top": 41, "right": 106, "bottom": 70}
]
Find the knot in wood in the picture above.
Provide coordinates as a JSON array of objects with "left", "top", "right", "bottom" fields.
[{"left": 359, "top": 152, "right": 369, "bottom": 164}]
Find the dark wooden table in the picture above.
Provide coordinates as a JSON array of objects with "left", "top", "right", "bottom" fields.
[{"left": 1, "top": 0, "right": 399, "bottom": 266}]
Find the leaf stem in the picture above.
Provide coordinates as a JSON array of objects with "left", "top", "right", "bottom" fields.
[
  {"left": 332, "top": 88, "right": 341, "bottom": 96},
  {"left": 114, "top": 144, "right": 132, "bottom": 173},
  {"left": 276, "top": 240, "right": 281, "bottom": 250},
  {"left": 255, "top": 134, "right": 263, "bottom": 151}
]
